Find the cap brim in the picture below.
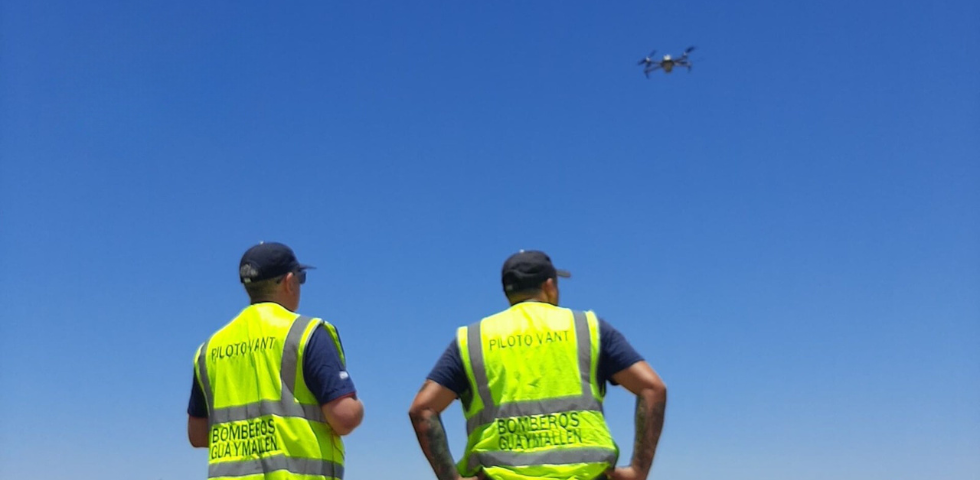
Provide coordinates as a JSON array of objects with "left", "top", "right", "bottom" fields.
[
  {"left": 555, "top": 269, "right": 571, "bottom": 278},
  {"left": 298, "top": 264, "right": 316, "bottom": 271}
]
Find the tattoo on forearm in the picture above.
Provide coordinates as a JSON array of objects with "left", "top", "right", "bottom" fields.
[
  {"left": 632, "top": 392, "right": 666, "bottom": 474},
  {"left": 411, "top": 409, "right": 458, "bottom": 480}
]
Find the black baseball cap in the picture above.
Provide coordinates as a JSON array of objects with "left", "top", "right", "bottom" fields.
[
  {"left": 239, "top": 242, "right": 314, "bottom": 284},
  {"left": 501, "top": 250, "right": 571, "bottom": 293}
]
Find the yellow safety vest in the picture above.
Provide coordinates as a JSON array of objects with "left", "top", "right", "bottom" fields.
[
  {"left": 193, "top": 303, "right": 346, "bottom": 480},
  {"left": 457, "top": 302, "right": 619, "bottom": 480}
]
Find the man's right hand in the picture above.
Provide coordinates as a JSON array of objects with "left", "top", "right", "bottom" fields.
[{"left": 606, "top": 466, "right": 648, "bottom": 480}]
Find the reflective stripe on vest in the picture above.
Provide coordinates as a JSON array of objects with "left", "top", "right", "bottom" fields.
[
  {"left": 208, "top": 456, "right": 344, "bottom": 479},
  {"left": 465, "top": 310, "right": 600, "bottom": 435},
  {"left": 474, "top": 448, "right": 617, "bottom": 468}
]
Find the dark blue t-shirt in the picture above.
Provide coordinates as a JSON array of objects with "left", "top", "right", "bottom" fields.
[
  {"left": 188, "top": 325, "right": 356, "bottom": 418},
  {"left": 427, "top": 318, "right": 643, "bottom": 397}
]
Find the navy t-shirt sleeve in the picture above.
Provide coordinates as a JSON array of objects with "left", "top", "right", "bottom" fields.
[
  {"left": 597, "top": 318, "right": 645, "bottom": 386},
  {"left": 303, "top": 324, "right": 357, "bottom": 405},
  {"left": 426, "top": 339, "right": 470, "bottom": 397},
  {"left": 188, "top": 370, "right": 208, "bottom": 418}
]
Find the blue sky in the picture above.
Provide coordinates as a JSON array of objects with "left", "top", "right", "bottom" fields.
[{"left": 1, "top": 1, "right": 977, "bottom": 479}]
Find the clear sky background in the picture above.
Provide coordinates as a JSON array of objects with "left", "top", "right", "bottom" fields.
[{"left": 1, "top": 1, "right": 978, "bottom": 479}]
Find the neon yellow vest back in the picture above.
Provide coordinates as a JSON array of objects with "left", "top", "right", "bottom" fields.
[
  {"left": 193, "top": 303, "right": 345, "bottom": 480},
  {"left": 457, "top": 302, "right": 618, "bottom": 480}
]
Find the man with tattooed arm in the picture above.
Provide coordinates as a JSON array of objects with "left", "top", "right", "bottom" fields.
[{"left": 409, "top": 250, "right": 667, "bottom": 480}]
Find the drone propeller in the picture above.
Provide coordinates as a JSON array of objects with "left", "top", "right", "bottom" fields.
[{"left": 682, "top": 46, "right": 696, "bottom": 56}]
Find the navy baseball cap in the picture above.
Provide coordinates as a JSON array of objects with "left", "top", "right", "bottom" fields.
[
  {"left": 501, "top": 250, "right": 571, "bottom": 293},
  {"left": 239, "top": 242, "right": 314, "bottom": 284}
]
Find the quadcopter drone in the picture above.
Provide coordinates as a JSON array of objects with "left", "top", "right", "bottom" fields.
[{"left": 638, "top": 46, "right": 695, "bottom": 77}]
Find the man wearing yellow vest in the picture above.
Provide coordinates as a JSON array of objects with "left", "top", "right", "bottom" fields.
[
  {"left": 187, "top": 242, "right": 364, "bottom": 479},
  {"left": 410, "top": 250, "right": 667, "bottom": 480}
]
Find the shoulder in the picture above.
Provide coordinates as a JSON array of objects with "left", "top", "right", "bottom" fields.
[
  {"left": 303, "top": 320, "right": 343, "bottom": 353},
  {"left": 594, "top": 316, "right": 645, "bottom": 381},
  {"left": 597, "top": 317, "right": 620, "bottom": 338},
  {"left": 297, "top": 317, "right": 343, "bottom": 345},
  {"left": 427, "top": 338, "right": 469, "bottom": 396},
  {"left": 299, "top": 319, "right": 347, "bottom": 368},
  {"left": 577, "top": 311, "right": 622, "bottom": 342},
  {"left": 597, "top": 317, "right": 636, "bottom": 353},
  {"left": 439, "top": 337, "right": 462, "bottom": 364},
  {"left": 192, "top": 342, "right": 206, "bottom": 365}
]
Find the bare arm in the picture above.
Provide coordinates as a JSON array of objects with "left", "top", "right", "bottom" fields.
[
  {"left": 408, "top": 380, "right": 476, "bottom": 480},
  {"left": 322, "top": 395, "right": 364, "bottom": 436},
  {"left": 607, "top": 361, "right": 667, "bottom": 480},
  {"left": 187, "top": 416, "right": 209, "bottom": 448}
]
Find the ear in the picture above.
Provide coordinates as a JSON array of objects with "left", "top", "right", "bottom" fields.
[
  {"left": 542, "top": 278, "right": 560, "bottom": 305},
  {"left": 543, "top": 278, "right": 558, "bottom": 296},
  {"left": 284, "top": 272, "right": 299, "bottom": 294}
]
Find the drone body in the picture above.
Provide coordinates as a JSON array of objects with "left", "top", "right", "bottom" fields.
[{"left": 638, "top": 46, "right": 695, "bottom": 77}]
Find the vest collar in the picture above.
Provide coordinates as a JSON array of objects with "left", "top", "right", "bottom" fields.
[{"left": 243, "top": 301, "right": 295, "bottom": 316}]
